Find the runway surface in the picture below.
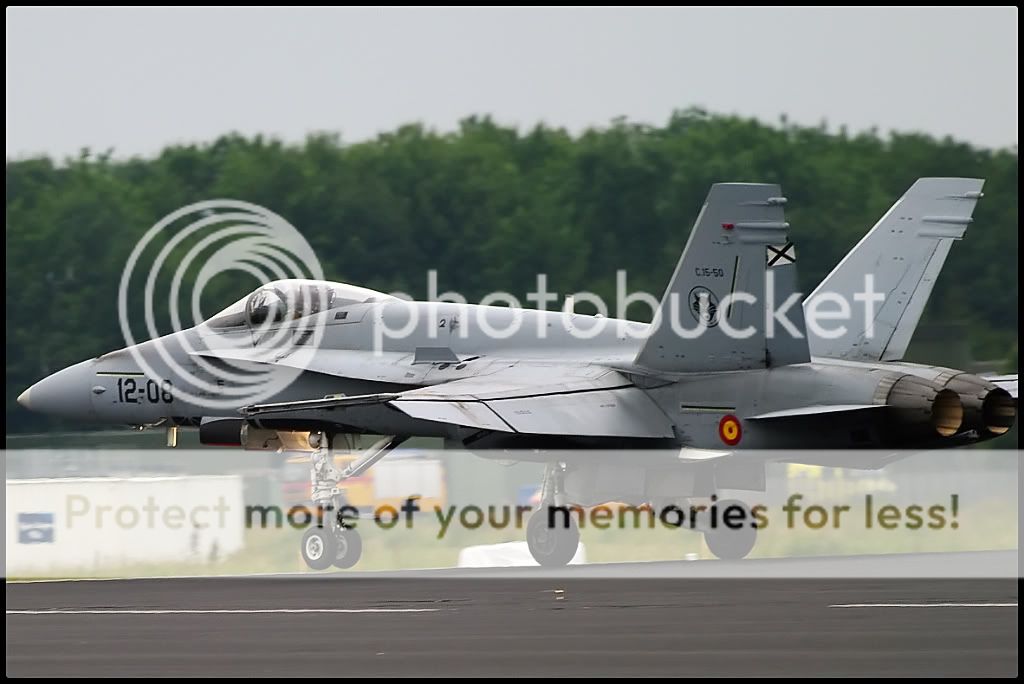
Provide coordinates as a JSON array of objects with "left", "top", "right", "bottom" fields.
[{"left": 7, "top": 554, "right": 1019, "bottom": 677}]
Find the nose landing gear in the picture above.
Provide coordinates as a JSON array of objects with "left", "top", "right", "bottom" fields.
[
  {"left": 299, "top": 432, "right": 404, "bottom": 571},
  {"left": 301, "top": 522, "right": 364, "bottom": 571}
]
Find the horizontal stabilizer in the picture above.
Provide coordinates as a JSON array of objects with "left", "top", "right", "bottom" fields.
[
  {"left": 746, "top": 404, "right": 884, "bottom": 420},
  {"left": 677, "top": 447, "right": 733, "bottom": 462},
  {"left": 984, "top": 374, "right": 1018, "bottom": 400}
]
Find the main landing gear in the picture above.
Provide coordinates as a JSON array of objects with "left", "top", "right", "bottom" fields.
[
  {"left": 526, "top": 463, "right": 581, "bottom": 567},
  {"left": 656, "top": 496, "right": 758, "bottom": 560},
  {"left": 299, "top": 432, "right": 404, "bottom": 571},
  {"left": 700, "top": 498, "right": 757, "bottom": 561},
  {"left": 521, "top": 470, "right": 758, "bottom": 567}
]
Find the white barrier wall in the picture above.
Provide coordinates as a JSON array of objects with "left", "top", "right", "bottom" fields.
[
  {"left": 5, "top": 476, "right": 245, "bottom": 576},
  {"left": 373, "top": 459, "right": 444, "bottom": 500}
]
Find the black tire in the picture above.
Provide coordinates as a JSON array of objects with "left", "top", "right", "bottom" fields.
[
  {"left": 703, "top": 499, "right": 757, "bottom": 560},
  {"left": 526, "top": 508, "right": 580, "bottom": 567},
  {"left": 332, "top": 528, "right": 363, "bottom": 569},
  {"left": 301, "top": 527, "right": 337, "bottom": 570}
]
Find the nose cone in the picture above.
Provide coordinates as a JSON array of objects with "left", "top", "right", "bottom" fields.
[{"left": 18, "top": 360, "right": 96, "bottom": 420}]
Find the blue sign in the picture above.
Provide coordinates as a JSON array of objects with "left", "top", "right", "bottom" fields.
[{"left": 18, "top": 512, "right": 55, "bottom": 544}]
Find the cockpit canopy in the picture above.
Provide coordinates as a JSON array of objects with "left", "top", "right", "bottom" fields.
[{"left": 205, "top": 279, "right": 392, "bottom": 328}]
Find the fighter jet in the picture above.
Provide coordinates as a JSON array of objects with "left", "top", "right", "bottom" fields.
[{"left": 18, "top": 179, "right": 1016, "bottom": 568}]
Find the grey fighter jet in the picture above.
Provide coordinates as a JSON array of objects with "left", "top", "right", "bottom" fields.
[{"left": 18, "top": 179, "right": 1017, "bottom": 567}]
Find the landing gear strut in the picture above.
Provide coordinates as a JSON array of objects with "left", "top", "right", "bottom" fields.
[
  {"left": 526, "top": 463, "right": 580, "bottom": 567},
  {"left": 300, "top": 432, "right": 404, "bottom": 570}
]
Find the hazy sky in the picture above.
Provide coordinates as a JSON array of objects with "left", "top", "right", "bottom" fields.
[{"left": 6, "top": 7, "right": 1019, "bottom": 159}]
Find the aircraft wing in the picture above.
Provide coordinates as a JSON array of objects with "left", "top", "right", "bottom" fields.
[{"left": 241, "top": 364, "right": 676, "bottom": 439}]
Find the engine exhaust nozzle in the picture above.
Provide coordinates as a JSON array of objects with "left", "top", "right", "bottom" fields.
[
  {"left": 885, "top": 375, "right": 963, "bottom": 438},
  {"left": 944, "top": 374, "right": 1017, "bottom": 437},
  {"left": 981, "top": 387, "right": 1016, "bottom": 435}
]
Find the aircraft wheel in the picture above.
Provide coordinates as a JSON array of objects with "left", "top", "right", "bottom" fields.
[
  {"left": 301, "top": 527, "right": 337, "bottom": 570},
  {"left": 703, "top": 499, "right": 757, "bottom": 560},
  {"left": 527, "top": 508, "right": 580, "bottom": 567},
  {"left": 332, "top": 528, "right": 363, "bottom": 569}
]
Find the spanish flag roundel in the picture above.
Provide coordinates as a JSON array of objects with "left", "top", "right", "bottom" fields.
[{"left": 718, "top": 414, "right": 742, "bottom": 446}]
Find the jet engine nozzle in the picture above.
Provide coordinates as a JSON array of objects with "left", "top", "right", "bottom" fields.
[
  {"left": 981, "top": 387, "right": 1016, "bottom": 436},
  {"left": 885, "top": 375, "right": 963, "bottom": 438},
  {"left": 943, "top": 374, "right": 1016, "bottom": 436}
]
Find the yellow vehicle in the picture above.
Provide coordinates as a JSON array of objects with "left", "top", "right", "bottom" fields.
[{"left": 281, "top": 451, "right": 446, "bottom": 513}]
